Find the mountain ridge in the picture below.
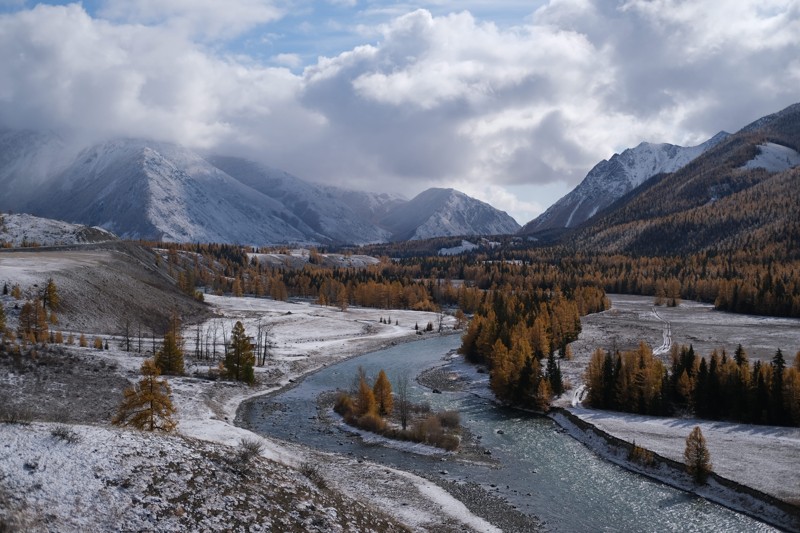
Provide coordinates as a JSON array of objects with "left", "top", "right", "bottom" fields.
[
  {"left": 0, "top": 132, "right": 517, "bottom": 246},
  {"left": 520, "top": 131, "right": 729, "bottom": 235}
]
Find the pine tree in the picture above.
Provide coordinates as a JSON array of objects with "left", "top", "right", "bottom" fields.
[
  {"left": 155, "top": 315, "right": 185, "bottom": 375},
  {"left": 225, "top": 321, "right": 255, "bottom": 384},
  {"left": 546, "top": 352, "right": 563, "bottom": 396},
  {"left": 771, "top": 349, "right": 786, "bottom": 424},
  {"left": 372, "top": 369, "right": 393, "bottom": 417},
  {"left": 113, "top": 358, "right": 177, "bottom": 432},
  {"left": 684, "top": 426, "right": 712, "bottom": 484}
]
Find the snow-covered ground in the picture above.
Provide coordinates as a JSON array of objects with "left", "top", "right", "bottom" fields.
[
  {"left": 744, "top": 142, "right": 800, "bottom": 172},
  {"left": 0, "top": 213, "right": 115, "bottom": 247},
  {"left": 1, "top": 286, "right": 505, "bottom": 532},
  {"left": 551, "top": 294, "right": 800, "bottom": 526}
]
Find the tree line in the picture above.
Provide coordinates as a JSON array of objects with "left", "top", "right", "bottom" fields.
[
  {"left": 460, "top": 285, "right": 609, "bottom": 410},
  {"left": 585, "top": 343, "right": 800, "bottom": 427}
]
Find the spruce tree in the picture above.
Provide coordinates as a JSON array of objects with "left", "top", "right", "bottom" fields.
[
  {"left": 771, "top": 349, "right": 786, "bottom": 424},
  {"left": 225, "top": 321, "right": 255, "bottom": 384},
  {"left": 684, "top": 426, "right": 712, "bottom": 484},
  {"left": 546, "top": 352, "right": 563, "bottom": 396},
  {"left": 113, "top": 359, "right": 177, "bottom": 432}
]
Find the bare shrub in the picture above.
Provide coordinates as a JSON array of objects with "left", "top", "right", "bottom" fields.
[
  {"left": 413, "top": 415, "right": 443, "bottom": 444},
  {"left": 299, "top": 462, "right": 327, "bottom": 490},
  {"left": 236, "top": 437, "right": 264, "bottom": 465},
  {"left": 356, "top": 412, "right": 386, "bottom": 433},
  {"left": 628, "top": 441, "right": 654, "bottom": 467},
  {"left": 333, "top": 392, "right": 354, "bottom": 418},
  {"left": 437, "top": 410, "right": 460, "bottom": 429},
  {"left": 434, "top": 434, "right": 460, "bottom": 451},
  {"left": 51, "top": 425, "right": 80, "bottom": 444},
  {"left": 0, "top": 404, "right": 31, "bottom": 425}
]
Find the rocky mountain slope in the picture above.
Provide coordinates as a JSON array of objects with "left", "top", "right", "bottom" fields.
[
  {"left": 0, "top": 134, "right": 517, "bottom": 245},
  {"left": 0, "top": 213, "right": 116, "bottom": 247},
  {"left": 567, "top": 101, "right": 800, "bottom": 256},
  {"left": 379, "top": 188, "right": 520, "bottom": 241},
  {"left": 520, "top": 132, "right": 729, "bottom": 235}
]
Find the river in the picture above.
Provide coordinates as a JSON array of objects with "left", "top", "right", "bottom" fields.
[{"left": 241, "top": 335, "right": 776, "bottom": 532}]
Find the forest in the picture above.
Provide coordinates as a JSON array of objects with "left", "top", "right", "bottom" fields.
[{"left": 585, "top": 343, "right": 800, "bottom": 427}]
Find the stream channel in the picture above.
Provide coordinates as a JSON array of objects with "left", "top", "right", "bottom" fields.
[{"left": 241, "top": 335, "right": 776, "bottom": 532}]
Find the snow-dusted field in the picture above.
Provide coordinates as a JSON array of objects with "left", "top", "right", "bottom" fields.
[
  {"left": 1, "top": 288, "right": 505, "bottom": 532},
  {"left": 554, "top": 294, "right": 800, "bottom": 512}
]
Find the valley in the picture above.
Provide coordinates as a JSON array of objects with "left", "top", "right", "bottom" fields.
[{"left": 1, "top": 242, "right": 798, "bottom": 531}]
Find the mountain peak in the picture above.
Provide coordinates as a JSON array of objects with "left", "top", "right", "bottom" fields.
[{"left": 519, "top": 132, "right": 729, "bottom": 235}]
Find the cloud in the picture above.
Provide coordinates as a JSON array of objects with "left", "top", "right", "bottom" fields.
[
  {"left": 98, "top": 0, "right": 284, "bottom": 40},
  {"left": 0, "top": 1, "right": 799, "bottom": 223},
  {"left": 0, "top": 4, "right": 320, "bottom": 151}
]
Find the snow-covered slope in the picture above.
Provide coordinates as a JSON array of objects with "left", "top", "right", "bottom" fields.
[
  {"left": 321, "top": 186, "right": 407, "bottom": 225},
  {"left": 0, "top": 213, "right": 116, "bottom": 247},
  {"left": 520, "top": 132, "right": 729, "bottom": 234},
  {"left": 0, "top": 130, "right": 522, "bottom": 245},
  {"left": 380, "top": 188, "right": 520, "bottom": 241},
  {"left": 26, "top": 139, "right": 323, "bottom": 245},
  {"left": 743, "top": 142, "right": 800, "bottom": 172},
  {"left": 208, "top": 156, "right": 392, "bottom": 244}
]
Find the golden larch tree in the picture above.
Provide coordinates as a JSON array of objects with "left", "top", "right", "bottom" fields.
[
  {"left": 372, "top": 369, "right": 393, "bottom": 416},
  {"left": 155, "top": 314, "right": 185, "bottom": 375},
  {"left": 356, "top": 373, "right": 376, "bottom": 417},
  {"left": 113, "top": 358, "right": 177, "bottom": 432},
  {"left": 684, "top": 425, "right": 712, "bottom": 484}
]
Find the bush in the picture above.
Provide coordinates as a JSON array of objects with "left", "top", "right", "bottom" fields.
[
  {"left": 51, "top": 425, "right": 80, "bottom": 444},
  {"left": 236, "top": 437, "right": 264, "bottom": 465},
  {"left": 434, "top": 433, "right": 460, "bottom": 451},
  {"left": 628, "top": 441, "right": 654, "bottom": 466},
  {"left": 300, "top": 462, "right": 327, "bottom": 490},
  {"left": 356, "top": 412, "right": 386, "bottom": 433},
  {"left": 437, "top": 410, "right": 460, "bottom": 429},
  {"left": 333, "top": 392, "right": 354, "bottom": 418}
]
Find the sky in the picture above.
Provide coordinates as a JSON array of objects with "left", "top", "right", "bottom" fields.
[{"left": 0, "top": 1, "right": 799, "bottom": 225}]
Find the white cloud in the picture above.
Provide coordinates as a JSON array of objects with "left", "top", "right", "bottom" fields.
[
  {"left": 1, "top": 1, "right": 799, "bottom": 224},
  {"left": 99, "top": 0, "right": 284, "bottom": 40}
]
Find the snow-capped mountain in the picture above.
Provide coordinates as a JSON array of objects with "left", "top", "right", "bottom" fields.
[
  {"left": 0, "top": 132, "right": 518, "bottom": 245},
  {"left": 0, "top": 213, "right": 116, "bottom": 247},
  {"left": 24, "top": 139, "right": 324, "bottom": 244},
  {"left": 379, "top": 188, "right": 520, "bottom": 241},
  {"left": 520, "top": 132, "right": 729, "bottom": 235},
  {"left": 207, "top": 156, "right": 392, "bottom": 244}
]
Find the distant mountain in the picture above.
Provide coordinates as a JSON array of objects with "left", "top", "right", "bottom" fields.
[
  {"left": 0, "top": 134, "right": 517, "bottom": 245},
  {"left": 520, "top": 132, "right": 729, "bottom": 235},
  {"left": 207, "top": 156, "right": 392, "bottom": 244},
  {"left": 22, "top": 139, "right": 322, "bottom": 244},
  {"left": 379, "top": 188, "right": 520, "bottom": 241},
  {"left": 567, "top": 101, "right": 800, "bottom": 256},
  {"left": 0, "top": 213, "right": 116, "bottom": 247}
]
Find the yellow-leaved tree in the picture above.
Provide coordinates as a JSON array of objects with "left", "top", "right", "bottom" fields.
[
  {"left": 372, "top": 369, "right": 393, "bottom": 416},
  {"left": 155, "top": 314, "right": 184, "bottom": 375},
  {"left": 684, "top": 426, "right": 712, "bottom": 484},
  {"left": 113, "top": 359, "right": 177, "bottom": 432}
]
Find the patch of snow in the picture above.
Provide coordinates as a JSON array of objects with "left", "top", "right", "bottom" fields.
[
  {"left": 743, "top": 142, "right": 800, "bottom": 172},
  {"left": 439, "top": 240, "right": 479, "bottom": 256}
]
